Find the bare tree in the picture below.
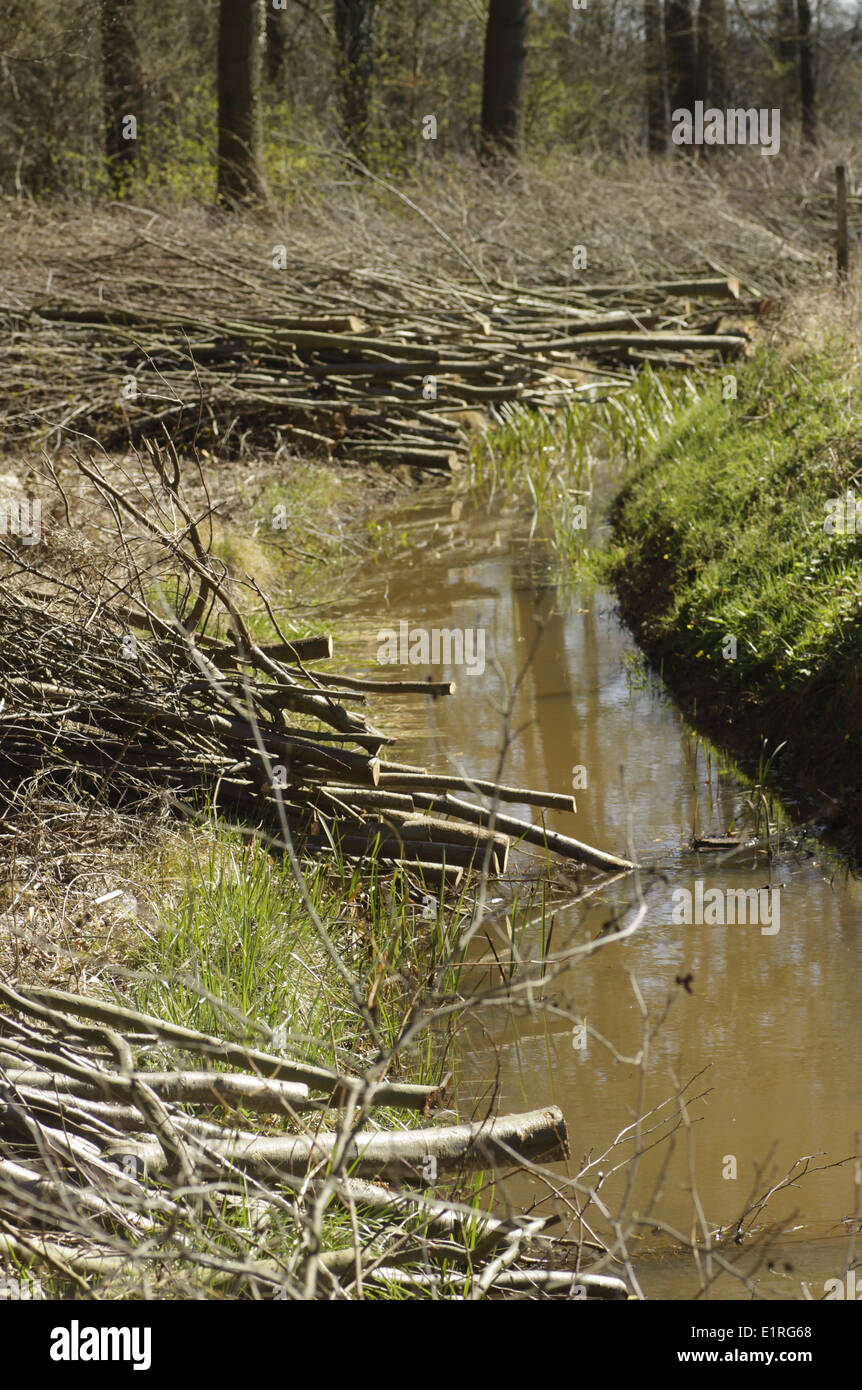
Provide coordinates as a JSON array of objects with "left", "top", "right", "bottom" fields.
[
  {"left": 695, "top": 0, "right": 712, "bottom": 106},
  {"left": 217, "top": 0, "right": 270, "bottom": 206},
  {"left": 665, "top": 0, "right": 697, "bottom": 118},
  {"left": 797, "top": 0, "right": 816, "bottom": 142},
  {"left": 266, "top": 0, "right": 288, "bottom": 88},
  {"left": 777, "top": 0, "right": 797, "bottom": 78},
  {"left": 334, "top": 0, "right": 378, "bottom": 161},
  {"left": 710, "top": 0, "right": 727, "bottom": 107},
  {"left": 100, "top": 0, "right": 143, "bottom": 191},
  {"left": 480, "top": 0, "right": 530, "bottom": 159},
  {"left": 644, "top": 0, "right": 666, "bottom": 153}
]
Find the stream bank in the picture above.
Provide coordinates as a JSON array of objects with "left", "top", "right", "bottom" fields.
[{"left": 607, "top": 340, "right": 862, "bottom": 858}]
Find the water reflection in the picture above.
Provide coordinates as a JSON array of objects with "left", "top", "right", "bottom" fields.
[{"left": 331, "top": 492, "right": 862, "bottom": 1299}]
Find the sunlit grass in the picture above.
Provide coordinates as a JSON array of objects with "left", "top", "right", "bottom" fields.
[
  {"left": 470, "top": 366, "right": 701, "bottom": 578},
  {"left": 123, "top": 820, "right": 473, "bottom": 1087},
  {"left": 609, "top": 346, "right": 862, "bottom": 699}
]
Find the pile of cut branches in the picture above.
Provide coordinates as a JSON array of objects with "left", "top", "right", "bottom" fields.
[
  {"left": 1, "top": 209, "right": 756, "bottom": 468},
  {"left": 0, "top": 974, "right": 633, "bottom": 1299},
  {"left": 0, "top": 445, "right": 633, "bottom": 881}
]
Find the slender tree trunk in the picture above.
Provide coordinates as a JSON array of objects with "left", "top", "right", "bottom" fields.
[
  {"left": 644, "top": 0, "right": 666, "bottom": 153},
  {"left": 100, "top": 0, "right": 143, "bottom": 191},
  {"left": 665, "top": 0, "right": 697, "bottom": 118},
  {"left": 334, "top": 0, "right": 377, "bottom": 162},
  {"left": 797, "top": 0, "right": 816, "bottom": 143},
  {"left": 775, "top": 0, "right": 797, "bottom": 117},
  {"left": 710, "top": 0, "right": 727, "bottom": 107},
  {"left": 480, "top": 0, "right": 530, "bottom": 159},
  {"left": 217, "top": 0, "right": 270, "bottom": 205},
  {"left": 695, "top": 0, "right": 711, "bottom": 106},
  {"left": 776, "top": 0, "right": 797, "bottom": 69},
  {"left": 266, "top": 1, "right": 288, "bottom": 87}
]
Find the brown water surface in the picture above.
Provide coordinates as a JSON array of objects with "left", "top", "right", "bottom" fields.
[{"left": 330, "top": 489, "right": 862, "bottom": 1300}]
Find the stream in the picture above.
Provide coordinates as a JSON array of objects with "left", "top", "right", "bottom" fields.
[{"left": 329, "top": 480, "right": 862, "bottom": 1302}]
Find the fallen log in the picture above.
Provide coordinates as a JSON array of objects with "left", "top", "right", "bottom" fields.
[
  {"left": 370, "top": 810, "right": 510, "bottom": 859},
  {"left": 375, "top": 770, "right": 577, "bottom": 813},
  {"left": 563, "top": 331, "right": 748, "bottom": 354},
  {"left": 413, "top": 792, "right": 637, "bottom": 872},
  {"left": 361, "top": 1266, "right": 628, "bottom": 1298},
  {"left": 106, "top": 1105, "right": 570, "bottom": 1180},
  {"left": 306, "top": 833, "right": 506, "bottom": 873},
  {"left": 558, "top": 276, "right": 742, "bottom": 301},
  {"left": 1, "top": 1068, "right": 312, "bottom": 1114},
  {"left": 15, "top": 985, "right": 445, "bottom": 1110},
  {"left": 319, "top": 674, "right": 456, "bottom": 697},
  {"left": 213, "top": 634, "right": 335, "bottom": 666}
]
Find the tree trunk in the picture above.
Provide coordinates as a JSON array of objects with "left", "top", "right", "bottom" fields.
[
  {"left": 665, "top": 0, "right": 697, "bottom": 118},
  {"left": 266, "top": 1, "right": 288, "bottom": 87},
  {"left": 644, "top": 0, "right": 666, "bottom": 153},
  {"left": 695, "top": 0, "right": 711, "bottom": 106},
  {"left": 109, "top": 1105, "right": 571, "bottom": 1180},
  {"left": 797, "top": 0, "right": 816, "bottom": 143},
  {"left": 217, "top": 0, "right": 270, "bottom": 206},
  {"left": 710, "top": 0, "right": 727, "bottom": 107},
  {"left": 480, "top": 0, "right": 530, "bottom": 159},
  {"left": 334, "top": 0, "right": 377, "bottom": 162},
  {"left": 100, "top": 0, "right": 143, "bottom": 191},
  {"left": 777, "top": 0, "right": 797, "bottom": 70}
]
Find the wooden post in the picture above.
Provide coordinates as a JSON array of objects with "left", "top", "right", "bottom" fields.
[{"left": 836, "top": 164, "right": 849, "bottom": 287}]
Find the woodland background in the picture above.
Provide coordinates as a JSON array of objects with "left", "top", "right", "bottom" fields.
[{"left": 1, "top": 0, "right": 859, "bottom": 203}]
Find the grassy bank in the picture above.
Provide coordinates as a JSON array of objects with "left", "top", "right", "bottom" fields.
[{"left": 605, "top": 302, "right": 862, "bottom": 851}]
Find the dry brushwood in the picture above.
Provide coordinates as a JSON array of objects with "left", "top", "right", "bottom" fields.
[
  {"left": 0, "top": 447, "right": 634, "bottom": 878},
  {"left": 0, "top": 215, "right": 755, "bottom": 469},
  {"left": 0, "top": 977, "right": 613, "bottom": 1299}
]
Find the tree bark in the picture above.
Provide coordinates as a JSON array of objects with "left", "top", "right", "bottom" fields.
[
  {"left": 334, "top": 0, "right": 378, "bottom": 161},
  {"left": 710, "top": 0, "right": 727, "bottom": 107},
  {"left": 644, "top": 0, "right": 666, "bottom": 153},
  {"left": 100, "top": 0, "right": 143, "bottom": 191},
  {"left": 266, "top": 1, "right": 288, "bottom": 87},
  {"left": 777, "top": 0, "right": 797, "bottom": 71},
  {"left": 665, "top": 0, "right": 697, "bottom": 119},
  {"left": 110, "top": 1106, "right": 571, "bottom": 1180},
  {"left": 695, "top": 0, "right": 712, "bottom": 106},
  {"left": 217, "top": 0, "right": 270, "bottom": 206},
  {"left": 797, "top": 0, "right": 816, "bottom": 143},
  {"left": 480, "top": 0, "right": 530, "bottom": 159}
]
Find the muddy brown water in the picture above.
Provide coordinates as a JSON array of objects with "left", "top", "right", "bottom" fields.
[{"left": 329, "top": 489, "right": 862, "bottom": 1300}]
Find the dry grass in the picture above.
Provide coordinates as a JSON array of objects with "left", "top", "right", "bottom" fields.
[{"left": 1, "top": 143, "right": 854, "bottom": 311}]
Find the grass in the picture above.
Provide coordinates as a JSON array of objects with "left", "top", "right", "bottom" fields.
[
  {"left": 606, "top": 340, "right": 862, "bottom": 850},
  {"left": 469, "top": 364, "right": 700, "bottom": 580},
  {"left": 122, "top": 820, "right": 470, "bottom": 1092}
]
